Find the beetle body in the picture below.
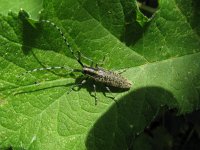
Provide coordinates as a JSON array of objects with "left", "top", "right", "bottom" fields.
[{"left": 83, "top": 66, "right": 132, "bottom": 89}]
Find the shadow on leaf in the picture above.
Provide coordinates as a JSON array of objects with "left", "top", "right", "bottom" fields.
[
  {"left": 18, "top": 10, "right": 40, "bottom": 55},
  {"left": 85, "top": 86, "right": 178, "bottom": 149},
  {"left": 1, "top": 146, "right": 25, "bottom": 150}
]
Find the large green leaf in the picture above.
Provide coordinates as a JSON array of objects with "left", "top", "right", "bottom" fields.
[
  {"left": 0, "top": 0, "right": 42, "bottom": 19},
  {"left": 0, "top": 0, "right": 199, "bottom": 149}
]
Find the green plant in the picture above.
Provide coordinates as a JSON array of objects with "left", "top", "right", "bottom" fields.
[{"left": 0, "top": 0, "right": 199, "bottom": 149}]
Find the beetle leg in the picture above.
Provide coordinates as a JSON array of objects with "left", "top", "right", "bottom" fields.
[
  {"left": 93, "top": 84, "right": 98, "bottom": 105},
  {"left": 76, "top": 51, "right": 95, "bottom": 67},
  {"left": 105, "top": 86, "right": 117, "bottom": 102},
  {"left": 105, "top": 86, "right": 114, "bottom": 98},
  {"left": 67, "top": 78, "right": 87, "bottom": 94}
]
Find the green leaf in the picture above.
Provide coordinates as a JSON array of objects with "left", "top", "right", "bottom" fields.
[
  {"left": 0, "top": 0, "right": 200, "bottom": 149},
  {"left": 0, "top": 0, "right": 42, "bottom": 20}
]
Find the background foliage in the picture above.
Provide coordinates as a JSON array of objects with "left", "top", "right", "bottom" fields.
[{"left": 0, "top": 0, "right": 199, "bottom": 149}]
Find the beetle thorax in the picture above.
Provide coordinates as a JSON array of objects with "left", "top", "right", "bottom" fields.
[{"left": 83, "top": 66, "right": 99, "bottom": 76}]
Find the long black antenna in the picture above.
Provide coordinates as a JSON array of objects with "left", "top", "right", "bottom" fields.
[{"left": 40, "top": 20, "right": 84, "bottom": 67}]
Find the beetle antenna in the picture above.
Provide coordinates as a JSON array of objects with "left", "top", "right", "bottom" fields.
[
  {"left": 17, "top": 66, "right": 77, "bottom": 77},
  {"left": 40, "top": 20, "right": 84, "bottom": 67}
]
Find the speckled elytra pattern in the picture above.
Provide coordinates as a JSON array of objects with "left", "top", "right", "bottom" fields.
[{"left": 83, "top": 66, "right": 132, "bottom": 89}]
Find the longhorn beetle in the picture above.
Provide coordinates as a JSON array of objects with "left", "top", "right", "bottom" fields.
[{"left": 22, "top": 19, "right": 132, "bottom": 105}]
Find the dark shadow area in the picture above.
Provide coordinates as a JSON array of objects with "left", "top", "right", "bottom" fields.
[
  {"left": 1, "top": 146, "right": 25, "bottom": 150},
  {"left": 175, "top": 0, "right": 200, "bottom": 37},
  {"left": 133, "top": 110, "right": 200, "bottom": 150},
  {"left": 120, "top": 0, "right": 159, "bottom": 46},
  {"left": 191, "top": 0, "right": 200, "bottom": 36},
  {"left": 138, "top": 0, "right": 159, "bottom": 8},
  {"left": 137, "top": 0, "right": 159, "bottom": 17},
  {"left": 120, "top": 3, "right": 145, "bottom": 46},
  {"left": 18, "top": 10, "right": 41, "bottom": 55},
  {"left": 120, "top": 0, "right": 155, "bottom": 46},
  {"left": 122, "top": 18, "right": 147, "bottom": 47},
  {"left": 86, "top": 86, "right": 178, "bottom": 150}
]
